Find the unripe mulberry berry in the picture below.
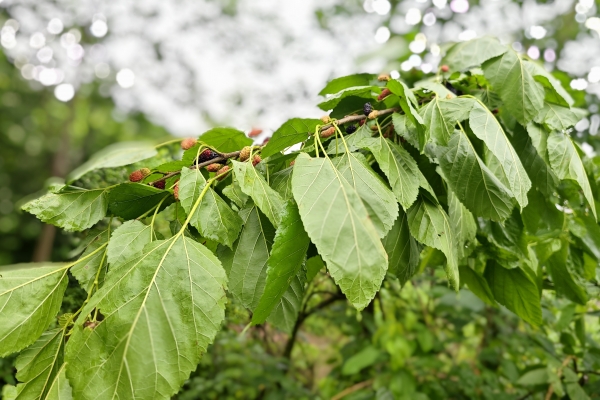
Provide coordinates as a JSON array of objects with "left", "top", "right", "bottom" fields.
[
  {"left": 368, "top": 110, "right": 379, "bottom": 120},
  {"left": 248, "top": 127, "right": 263, "bottom": 137},
  {"left": 290, "top": 160, "right": 295, "bottom": 166},
  {"left": 252, "top": 154, "right": 261, "bottom": 166},
  {"left": 239, "top": 146, "right": 251, "bottom": 162},
  {"left": 359, "top": 119, "right": 366, "bottom": 126},
  {"left": 320, "top": 115, "right": 331, "bottom": 124},
  {"left": 129, "top": 170, "right": 144, "bottom": 182},
  {"left": 346, "top": 124, "right": 357, "bottom": 134},
  {"left": 377, "top": 88, "right": 391, "bottom": 101},
  {"left": 206, "top": 163, "right": 221, "bottom": 172},
  {"left": 320, "top": 126, "right": 335, "bottom": 138},
  {"left": 198, "top": 148, "right": 220, "bottom": 163},
  {"left": 216, "top": 165, "right": 230, "bottom": 181},
  {"left": 378, "top": 73, "right": 391, "bottom": 81},
  {"left": 173, "top": 182, "right": 180, "bottom": 201},
  {"left": 262, "top": 137, "right": 270, "bottom": 145},
  {"left": 492, "top": 109, "right": 499, "bottom": 115},
  {"left": 154, "top": 180, "right": 166, "bottom": 190},
  {"left": 363, "top": 102, "right": 373, "bottom": 116},
  {"left": 441, "top": 65, "right": 450, "bottom": 72},
  {"left": 181, "top": 138, "right": 197, "bottom": 150}
]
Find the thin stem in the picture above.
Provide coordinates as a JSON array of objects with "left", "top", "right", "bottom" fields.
[
  {"left": 155, "top": 138, "right": 183, "bottom": 148},
  {"left": 150, "top": 196, "right": 168, "bottom": 240}
]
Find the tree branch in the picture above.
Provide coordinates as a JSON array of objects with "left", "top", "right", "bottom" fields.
[
  {"left": 319, "top": 107, "right": 400, "bottom": 132},
  {"left": 331, "top": 379, "right": 374, "bottom": 400}
]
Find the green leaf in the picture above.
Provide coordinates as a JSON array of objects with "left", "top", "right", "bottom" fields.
[
  {"left": 67, "top": 142, "right": 158, "bottom": 182},
  {"left": 387, "top": 80, "right": 425, "bottom": 148},
  {"left": 232, "top": 160, "right": 286, "bottom": 227},
  {"left": 0, "top": 263, "right": 69, "bottom": 356},
  {"left": 327, "top": 123, "right": 373, "bottom": 154},
  {"left": 318, "top": 86, "right": 375, "bottom": 111},
  {"left": 270, "top": 167, "right": 294, "bottom": 200},
  {"left": 226, "top": 206, "right": 275, "bottom": 310},
  {"left": 292, "top": 153, "right": 387, "bottom": 310},
  {"left": 392, "top": 113, "right": 421, "bottom": 150},
  {"left": 516, "top": 368, "right": 549, "bottom": 385},
  {"left": 71, "top": 228, "right": 110, "bottom": 292},
  {"left": 510, "top": 124, "right": 558, "bottom": 196},
  {"left": 318, "top": 73, "right": 377, "bottom": 95},
  {"left": 106, "top": 220, "right": 152, "bottom": 267},
  {"left": 469, "top": 101, "right": 531, "bottom": 208},
  {"left": 484, "top": 261, "right": 542, "bottom": 326},
  {"left": 569, "top": 215, "right": 600, "bottom": 260},
  {"left": 266, "top": 269, "right": 306, "bottom": 333},
  {"left": 179, "top": 167, "right": 243, "bottom": 248},
  {"left": 333, "top": 152, "right": 398, "bottom": 238},
  {"left": 358, "top": 136, "right": 420, "bottom": 210},
  {"left": 252, "top": 203, "right": 310, "bottom": 325},
  {"left": 305, "top": 255, "right": 324, "bottom": 283},
  {"left": 261, "top": 118, "right": 320, "bottom": 157},
  {"left": 448, "top": 190, "right": 477, "bottom": 259},
  {"left": 483, "top": 48, "right": 545, "bottom": 125},
  {"left": 547, "top": 241, "right": 588, "bottom": 305},
  {"left": 22, "top": 188, "right": 108, "bottom": 232},
  {"left": 199, "top": 127, "right": 252, "bottom": 152},
  {"left": 525, "top": 60, "right": 574, "bottom": 107},
  {"left": 443, "top": 36, "right": 507, "bottom": 71},
  {"left": 419, "top": 96, "right": 474, "bottom": 146},
  {"left": 459, "top": 266, "right": 496, "bottom": 306},
  {"left": 107, "top": 183, "right": 173, "bottom": 220},
  {"left": 45, "top": 364, "right": 72, "bottom": 400},
  {"left": 341, "top": 345, "right": 381, "bottom": 375},
  {"left": 547, "top": 131, "right": 597, "bottom": 219},
  {"left": 436, "top": 129, "right": 514, "bottom": 221},
  {"left": 221, "top": 181, "right": 249, "bottom": 208},
  {"left": 534, "top": 103, "right": 583, "bottom": 131},
  {"left": 382, "top": 209, "right": 420, "bottom": 285},
  {"left": 10, "top": 329, "right": 66, "bottom": 400},
  {"left": 65, "top": 235, "right": 227, "bottom": 400},
  {"left": 407, "top": 195, "right": 458, "bottom": 289}
]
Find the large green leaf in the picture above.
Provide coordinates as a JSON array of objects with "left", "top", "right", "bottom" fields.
[
  {"left": 443, "top": 36, "right": 507, "bottom": 71},
  {"left": 358, "top": 136, "right": 420, "bottom": 210},
  {"left": 65, "top": 235, "right": 227, "bottom": 400},
  {"left": 547, "top": 241, "right": 588, "bottom": 305},
  {"left": 483, "top": 48, "right": 545, "bottom": 125},
  {"left": 261, "top": 118, "right": 320, "bottom": 157},
  {"left": 270, "top": 167, "right": 294, "bottom": 200},
  {"left": 71, "top": 228, "right": 110, "bottom": 292},
  {"left": 67, "top": 142, "right": 157, "bottom": 183},
  {"left": 318, "top": 73, "right": 377, "bottom": 95},
  {"left": 0, "top": 263, "right": 69, "bottom": 356},
  {"left": 179, "top": 167, "right": 243, "bottom": 248},
  {"left": 534, "top": 103, "right": 583, "bottom": 132},
  {"left": 510, "top": 124, "right": 558, "bottom": 196},
  {"left": 226, "top": 206, "right": 275, "bottom": 310},
  {"left": 221, "top": 181, "right": 249, "bottom": 208},
  {"left": 387, "top": 80, "right": 425, "bottom": 148},
  {"left": 436, "top": 129, "right": 514, "bottom": 221},
  {"left": 199, "top": 127, "right": 252, "bottom": 152},
  {"left": 525, "top": 60, "right": 574, "bottom": 107},
  {"left": 266, "top": 269, "right": 306, "bottom": 333},
  {"left": 333, "top": 152, "right": 398, "bottom": 238},
  {"left": 318, "top": 86, "right": 375, "bottom": 111},
  {"left": 232, "top": 160, "right": 285, "bottom": 227},
  {"left": 252, "top": 203, "right": 310, "bottom": 325},
  {"left": 22, "top": 188, "right": 108, "bottom": 232},
  {"left": 106, "top": 220, "right": 152, "bottom": 267},
  {"left": 469, "top": 101, "right": 531, "bottom": 208},
  {"left": 407, "top": 195, "right": 458, "bottom": 289},
  {"left": 382, "top": 209, "right": 420, "bottom": 285},
  {"left": 419, "top": 96, "right": 473, "bottom": 146},
  {"left": 291, "top": 153, "right": 387, "bottom": 310},
  {"left": 44, "top": 364, "right": 72, "bottom": 400},
  {"left": 448, "top": 190, "right": 477, "bottom": 259},
  {"left": 484, "top": 261, "right": 542, "bottom": 326},
  {"left": 107, "top": 183, "right": 173, "bottom": 220},
  {"left": 327, "top": 124, "right": 373, "bottom": 155},
  {"left": 459, "top": 266, "right": 495, "bottom": 306},
  {"left": 546, "top": 131, "right": 597, "bottom": 219},
  {"left": 9, "top": 329, "right": 66, "bottom": 400}
]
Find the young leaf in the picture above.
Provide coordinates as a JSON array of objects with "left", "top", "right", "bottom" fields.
[
  {"left": 443, "top": 36, "right": 507, "bottom": 71},
  {"left": 226, "top": 205, "right": 275, "bottom": 310},
  {"left": 318, "top": 73, "right": 377, "bottom": 95},
  {"left": 106, "top": 220, "right": 152, "bottom": 267},
  {"left": 436, "top": 129, "right": 514, "bottom": 221},
  {"left": 484, "top": 261, "right": 542, "bottom": 326},
  {"left": 266, "top": 269, "right": 306, "bottom": 333},
  {"left": 71, "top": 227, "right": 110, "bottom": 292},
  {"left": 199, "top": 127, "right": 252, "bottom": 152},
  {"left": 333, "top": 152, "right": 399, "bottom": 238},
  {"left": 407, "top": 195, "right": 458, "bottom": 289},
  {"left": 107, "top": 183, "right": 173, "bottom": 220},
  {"left": 546, "top": 131, "right": 597, "bottom": 219},
  {"left": 448, "top": 190, "right": 477, "bottom": 259},
  {"left": 387, "top": 80, "right": 425, "bottom": 147},
  {"left": 67, "top": 141, "right": 157, "bottom": 183},
  {"left": 65, "top": 235, "right": 227, "bottom": 400},
  {"left": 22, "top": 188, "right": 108, "bottom": 232},
  {"left": 358, "top": 136, "right": 420, "bottom": 210},
  {"left": 469, "top": 101, "right": 531, "bottom": 208},
  {"left": 179, "top": 167, "right": 243, "bottom": 248},
  {"left": 261, "top": 118, "right": 320, "bottom": 157},
  {"left": 252, "top": 203, "right": 310, "bottom": 325},
  {"left": 525, "top": 60, "right": 574, "bottom": 107},
  {"left": 232, "top": 160, "right": 285, "bottom": 227},
  {"left": 547, "top": 241, "right": 588, "bottom": 305},
  {"left": 291, "top": 153, "right": 388, "bottom": 310},
  {"left": 382, "top": 209, "right": 420, "bottom": 285},
  {"left": 0, "top": 263, "right": 69, "bottom": 356},
  {"left": 9, "top": 329, "right": 67, "bottom": 399},
  {"left": 483, "top": 48, "right": 545, "bottom": 125}
]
